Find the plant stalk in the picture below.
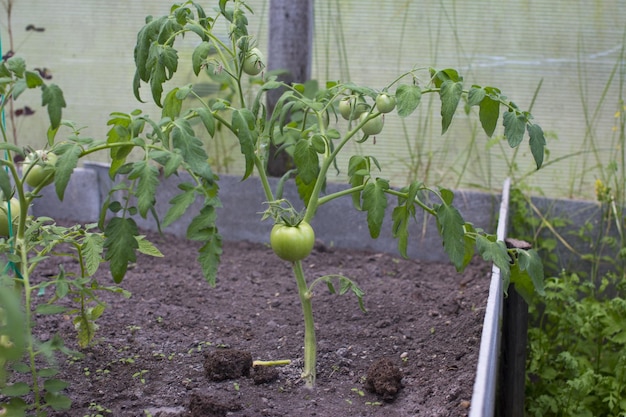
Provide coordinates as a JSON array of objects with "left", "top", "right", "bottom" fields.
[{"left": 292, "top": 260, "right": 316, "bottom": 388}]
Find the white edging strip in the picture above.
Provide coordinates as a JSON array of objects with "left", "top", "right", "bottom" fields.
[{"left": 469, "top": 177, "right": 511, "bottom": 417}]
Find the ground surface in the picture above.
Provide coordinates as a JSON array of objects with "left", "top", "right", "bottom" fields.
[{"left": 30, "top": 230, "right": 490, "bottom": 417}]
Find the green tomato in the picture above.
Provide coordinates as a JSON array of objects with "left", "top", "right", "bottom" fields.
[
  {"left": 338, "top": 96, "right": 367, "bottom": 120},
  {"left": 270, "top": 222, "right": 315, "bottom": 262},
  {"left": 23, "top": 150, "right": 57, "bottom": 188},
  {"left": 359, "top": 113, "right": 384, "bottom": 135},
  {"left": 243, "top": 47, "right": 265, "bottom": 76},
  {"left": 0, "top": 198, "right": 20, "bottom": 237},
  {"left": 375, "top": 93, "right": 396, "bottom": 114}
]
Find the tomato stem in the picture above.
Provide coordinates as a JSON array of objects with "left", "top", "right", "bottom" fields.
[{"left": 292, "top": 260, "right": 316, "bottom": 388}]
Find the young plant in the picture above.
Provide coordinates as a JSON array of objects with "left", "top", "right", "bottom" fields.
[
  {"left": 121, "top": 0, "right": 546, "bottom": 388},
  {"left": 0, "top": 52, "right": 174, "bottom": 417}
]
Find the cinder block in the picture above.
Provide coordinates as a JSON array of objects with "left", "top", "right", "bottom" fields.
[{"left": 30, "top": 167, "right": 101, "bottom": 223}]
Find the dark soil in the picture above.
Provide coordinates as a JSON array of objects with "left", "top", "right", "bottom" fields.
[{"left": 25, "top": 230, "right": 490, "bottom": 416}]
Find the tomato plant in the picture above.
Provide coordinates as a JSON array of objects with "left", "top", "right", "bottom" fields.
[
  {"left": 270, "top": 222, "right": 315, "bottom": 262},
  {"left": 22, "top": 150, "right": 57, "bottom": 188},
  {"left": 0, "top": 60, "right": 163, "bottom": 415},
  {"left": 122, "top": 0, "right": 547, "bottom": 389}
]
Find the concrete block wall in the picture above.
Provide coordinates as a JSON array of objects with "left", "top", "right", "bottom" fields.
[{"left": 31, "top": 162, "right": 505, "bottom": 263}]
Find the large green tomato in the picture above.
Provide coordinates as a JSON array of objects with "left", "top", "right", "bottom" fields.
[
  {"left": 0, "top": 198, "right": 20, "bottom": 237},
  {"left": 23, "top": 150, "right": 57, "bottom": 188},
  {"left": 270, "top": 222, "right": 315, "bottom": 262},
  {"left": 243, "top": 47, "right": 265, "bottom": 76},
  {"left": 359, "top": 113, "right": 384, "bottom": 135}
]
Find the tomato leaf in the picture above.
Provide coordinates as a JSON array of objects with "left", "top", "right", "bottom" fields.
[
  {"left": 195, "top": 107, "right": 216, "bottom": 137},
  {"left": 187, "top": 206, "right": 223, "bottom": 286},
  {"left": 527, "top": 123, "right": 546, "bottom": 169},
  {"left": 516, "top": 248, "right": 545, "bottom": 295},
  {"left": 54, "top": 142, "right": 81, "bottom": 201},
  {"left": 295, "top": 175, "right": 318, "bottom": 207},
  {"left": 316, "top": 275, "right": 366, "bottom": 312},
  {"left": 503, "top": 111, "right": 527, "bottom": 147},
  {"left": 41, "top": 84, "right": 66, "bottom": 130},
  {"left": 467, "top": 86, "right": 486, "bottom": 107},
  {"left": 136, "top": 235, "right": 164, "bottom": 257},
  {"left": 391, "top": 182, "right": 420, "bottom": 258},
  {"left": 433, "top": 68, "right": 462, "bottom": 85},
  {"left": 145, "top": 43, "right": 179, "bottom": 106},
  {"left": 434, "top": 199, "right": 466, "bottom": 271},
  {"left": 1, "top": 382, "right": 30, "bottom": 396},
  {"left": 479, "top": 95, "right": 500, "bottom": 137},
  {"left": 232, "top": 109, "right": 257, "bottom": 180},
  {"left": 362, "top": 178, "right": 389, "bottom": 239},
  {"left": 476, "top": 235, "right": 511, "bottom": 283},
  {"left": 162, "top": 87, "right": 183, "bottom": 120},
  {"left": 294, "top": 139, "right": 320, "bottom": 185},
  {"left": 44, "top": 391, "right": 72, "bottom": 411},
  {"left": 348, "top": 155, "right": 368, "bottom": 210},
  {"left": 128, "top": 160, "right": 160, "bottom": 218},
  {"left": 134, "top": 16, "right": 167, "bottom": 84},
  {"left": 104, "top": 217, "right": 139, "bottom": 284},
  {"left": 25, "top": 70, "right": 43, "bottom": 88},
  {"left": 81, "top": 233, "right": 104, "bottom": 276},
  {"left": 163, "top": 184, "right": 197, "bottom": 227},
  {"left": 439, "top": 79, "right": 463, "bottom": 134},
  {"left": 171, "top": 118, "right": 214, "bottom": 181},
  {"left": 192, "top": 41, "right": 212, "bottom": 76},
  {"left": 395, "top": 84, "right": 421, "bottom": 117}
]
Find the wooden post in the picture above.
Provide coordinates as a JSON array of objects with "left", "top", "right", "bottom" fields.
[{"left": 265, "top": 0, "right": 314, "bottom": 177}]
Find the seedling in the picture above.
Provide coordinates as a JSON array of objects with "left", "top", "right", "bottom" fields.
[{"left": 132, "top": 370, "right": 148, "bottom": 384}]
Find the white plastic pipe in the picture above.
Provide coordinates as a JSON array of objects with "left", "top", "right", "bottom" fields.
[{"left": 469, "top": 177, "right": 511, "bottom": 417}]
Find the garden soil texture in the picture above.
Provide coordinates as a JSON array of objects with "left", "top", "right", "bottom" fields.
[{"left": 31, "top": 230, "right": 490, "bottom": 417}]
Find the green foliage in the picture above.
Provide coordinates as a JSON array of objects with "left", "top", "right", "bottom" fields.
[{"left": 526, "top": 272, "right": 626, "bottom": 416}]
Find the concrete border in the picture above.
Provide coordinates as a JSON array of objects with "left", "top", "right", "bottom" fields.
[{"left": 33, "top": 162, "right": 503, "bottom": 263}]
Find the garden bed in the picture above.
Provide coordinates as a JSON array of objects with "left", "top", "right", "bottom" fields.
[{"left": 33, "top": 228, "right": 491, "bottom": 417}]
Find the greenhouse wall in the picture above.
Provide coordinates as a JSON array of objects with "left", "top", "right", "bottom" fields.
[{"left": 1, "top": 0, "right": 624, "bottom": 199}]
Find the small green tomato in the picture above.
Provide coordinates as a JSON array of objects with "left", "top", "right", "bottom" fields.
[
  {"left": 23, "top": 150, "right": 57, "bottom": 188},
  {"left": 375, "top": 93, "right": 396, "bottom": 114},
  {"left": 0, "top": 198, "right": 20, "bottom": 237},
  {"left": 243, "top": 47, "right": 265, "bottom": 76},
  {"left": 270, "top": 222, "right": 316, "bottom": 262},
  {"left": 338, "top": 96, "right": 367, "bottom": 120},
  {"left": 359, "top": 113, "right": 384, "bottom": 136}
]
